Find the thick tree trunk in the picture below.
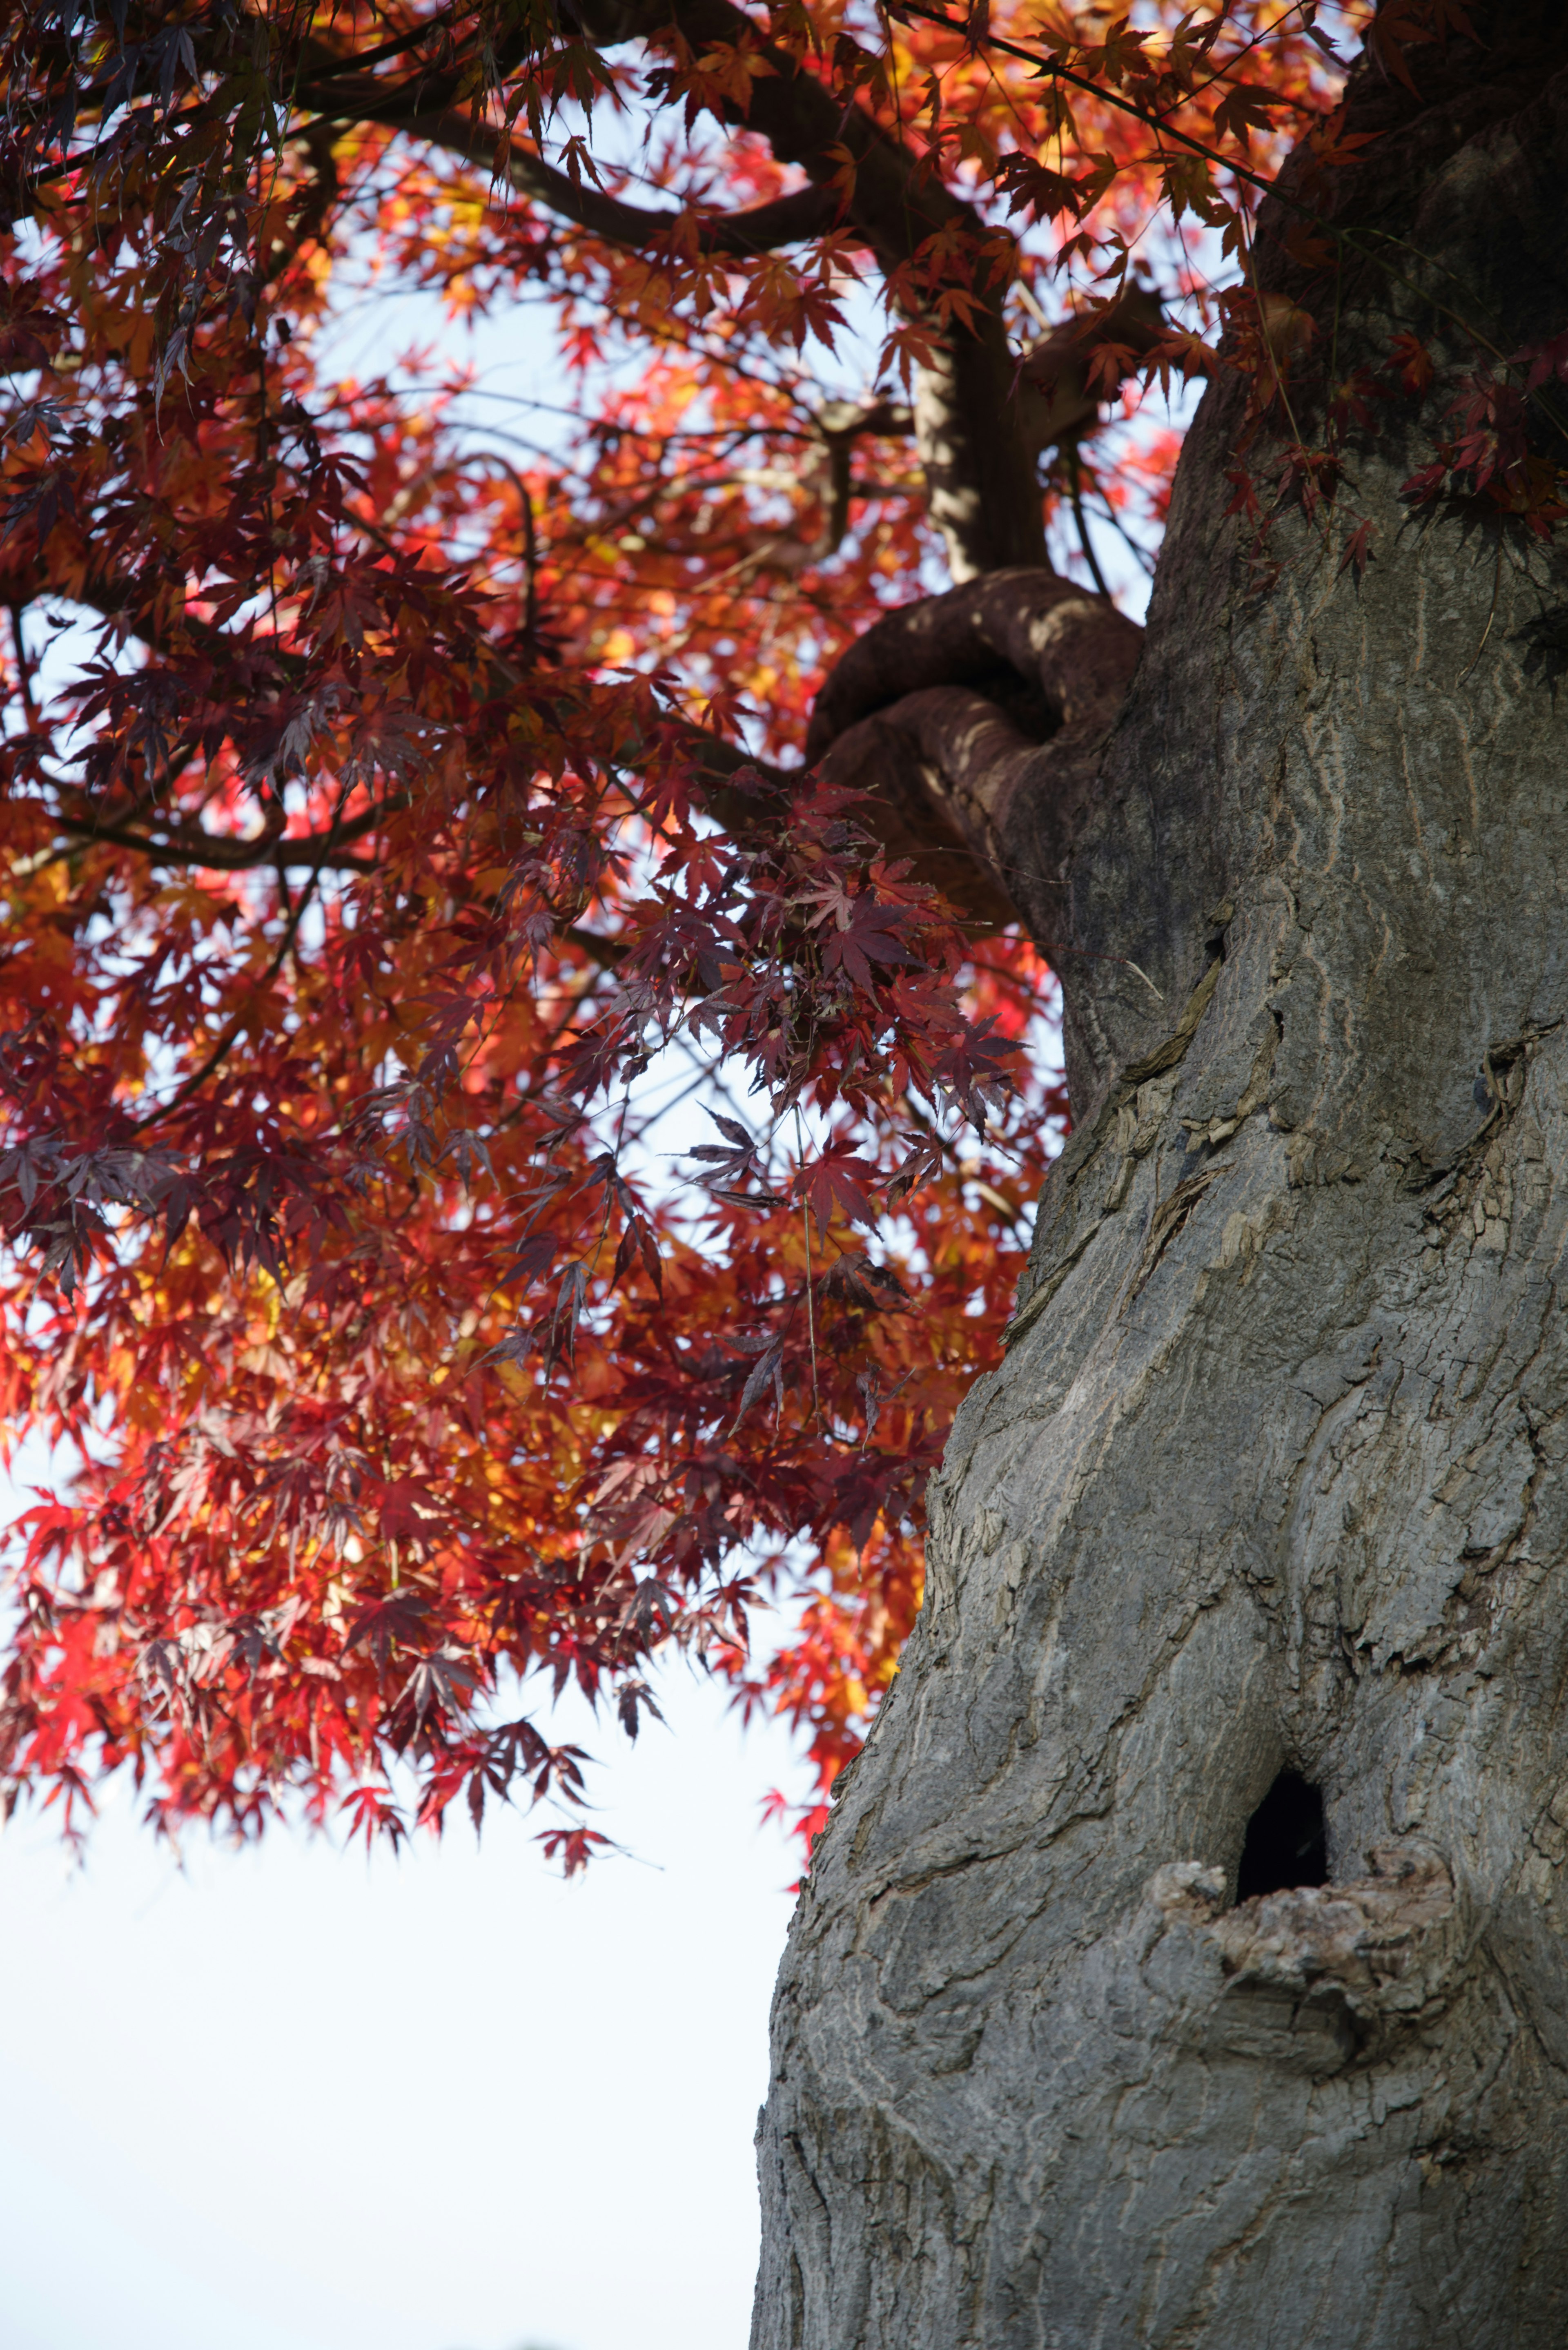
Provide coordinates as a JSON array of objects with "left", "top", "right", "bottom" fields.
[{"left": 753, "top": 15, "right": 1568, "bottom": 2346}]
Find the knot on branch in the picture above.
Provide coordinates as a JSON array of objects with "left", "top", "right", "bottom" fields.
[{"left": 806, "top": 567, "right": 1143, "bottom": 941}]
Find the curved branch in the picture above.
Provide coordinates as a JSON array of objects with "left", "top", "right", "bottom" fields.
[
  {"left": 381, "top": 107, "right": 841, "bottom": 256},
  {"left": 53, "top": 799, "right": 398, "bottom": 872},
  {"left": 807, "top": 568, "right": 1139, "bottom": 760},
  {"left": 806, "top": 571, "right": 1143, "bottom": 1086},
  {"left": 309, "top": 0, "right": 1047, "bottom": 582}
]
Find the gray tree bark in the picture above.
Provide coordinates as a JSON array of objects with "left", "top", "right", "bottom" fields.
[{"left": 753, "top": 12, "right": 1568, "bottom": 2344}]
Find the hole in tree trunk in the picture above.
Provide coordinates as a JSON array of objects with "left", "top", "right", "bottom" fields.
[{"left": 1235, "top": 1770, "right": 1328, "bottom": 1901}]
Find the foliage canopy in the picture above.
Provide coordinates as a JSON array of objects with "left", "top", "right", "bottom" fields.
[{"left": 6, "top": 0, "right": 1541, "bottom": 1864}]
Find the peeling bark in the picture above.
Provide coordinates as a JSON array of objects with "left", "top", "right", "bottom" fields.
[{"left": 754, "top": 10, "right": 1568, "bottom": 2343}]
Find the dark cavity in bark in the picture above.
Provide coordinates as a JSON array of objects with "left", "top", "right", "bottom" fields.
[{"left": 1236, "top": 1770, "right": 1329, "bottom": 1902}]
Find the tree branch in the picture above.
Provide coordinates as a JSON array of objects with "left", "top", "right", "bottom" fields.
[
  {"left": 653, "top": 0, "right": 1045, "bottom": 580},
  {"left": 379, "top": 106, "right": 841, "bottom": 256},
  {"left": 307, "top": 0, "right": 1047, "bottom": 582},
  {"left": 51, "top": 799, "right": 399, "bottom": 873},
  {"left": 807, "top": 569, "right": 1143, "bottom": 1036},
  {"left": 301, "top": 9, "right": 1172, "bottom": 585}
]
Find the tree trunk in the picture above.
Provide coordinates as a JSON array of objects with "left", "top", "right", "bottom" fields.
[{"left": 752, "top": 15, "right": 1568, "bottom": 2345}]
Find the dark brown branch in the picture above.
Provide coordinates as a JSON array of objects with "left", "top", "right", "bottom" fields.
[
  {"left": 807, "top": 569, "right": 1136, "bottom": 757},
  {"left": 6, "top": 604, "right": 38, "bottom": 729},
  {"left": 650, "top": 726, "right": 800, "bottom": 842},
  {"left": 53, "top": 798, "right": 399, "bottom": 872},
  {"left": 379, "top": 107, "right": 841, "bottom": 256},
  {"left": 661, "top": 0, "right": 1042, "bottom": 580},
  {"left": 301, "top": 9, "right": 1172, "bottom": 585},
  {"left": 310, "top": 0, "right": 1047, "bottom": 582},
  {"left": 563, "top": 923, "right": 629, "bottom": 970},
  {"left": 806, "top": 569, "right": 1141, "bottom": 962}
]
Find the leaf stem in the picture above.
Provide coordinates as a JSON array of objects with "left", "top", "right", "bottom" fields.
[{"left": 795, "top": 1104, "right": 822, "bottom": 1427}]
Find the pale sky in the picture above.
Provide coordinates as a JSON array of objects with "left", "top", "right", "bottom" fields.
[{"left": 0, "top": 1599, "right": 803, "bottom": 2350}]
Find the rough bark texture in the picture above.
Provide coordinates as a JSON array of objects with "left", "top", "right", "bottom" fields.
[{"left": 753, "top": 13, "right": 1568, "bottom": 2345}]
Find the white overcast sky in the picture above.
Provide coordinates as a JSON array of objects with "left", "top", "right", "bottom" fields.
[{"left": 0, "top": 1534, "right": 803, "bottom": 2350}]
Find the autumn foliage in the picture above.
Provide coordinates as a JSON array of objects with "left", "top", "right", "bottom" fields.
[{"left": 5, "top": 0, "right": 1544, "bottom": 1866}]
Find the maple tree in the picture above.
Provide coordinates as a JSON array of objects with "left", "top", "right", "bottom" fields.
[{"left": 3, "top": 0, "right": 1551, "bottom": 1872}]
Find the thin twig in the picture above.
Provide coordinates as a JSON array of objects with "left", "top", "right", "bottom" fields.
[
  {"left": 138, "top": 870, "right": 323, "bottom": 1129},
  {"left": 894, "top": 0, "right": 1281, "bottom": 201},
  {"left": 1066, "top": 444, "right": 1112, "bottom": 599},
  {"left": 7, "top": 606, "right": 38, "bottom": 729},
  {"left": 795, "top": 1104, "right": 822, "bottom": 1428}
]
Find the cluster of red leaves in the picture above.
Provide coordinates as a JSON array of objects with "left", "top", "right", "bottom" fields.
[
  {"left": 0, "top": 0, "right": 1497, "bottom": 1867},
  {"left": 0, "top": 257, "right": 1056, "bottom": 1857},
  {"left": 1220, "top": 314, "right": 1568, "bottom": 592}
]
